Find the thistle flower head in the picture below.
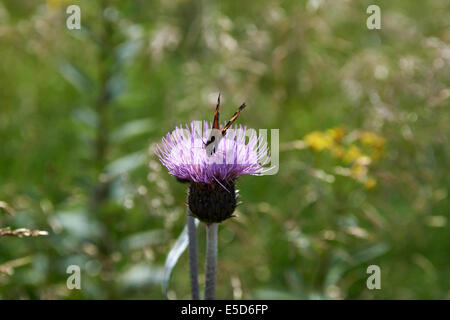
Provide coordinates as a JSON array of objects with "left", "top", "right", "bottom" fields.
[
  {"left": 156, "top": 121, "right": 269, "bottom": 184},
  {"left": 155, "top": 120, "right": 269, "bottom": 223}
]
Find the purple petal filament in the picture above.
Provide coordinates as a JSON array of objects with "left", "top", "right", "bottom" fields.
[{"left": 156, "top": 121, "right": 269, "bottom": 184}]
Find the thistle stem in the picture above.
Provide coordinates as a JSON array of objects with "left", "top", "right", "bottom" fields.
[
  {"left": 204, "top": 223, "right": 218, "bottom": 300},
  {"left": 187, "top": 210, "right": 200, "bottom": 300}
]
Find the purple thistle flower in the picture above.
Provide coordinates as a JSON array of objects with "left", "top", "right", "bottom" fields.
[
  {"left": 156, "top": 121, "right": 269, "bottom": 184},
  {"left": 155, "top": 120, "right": 269, "bottom": 223}
]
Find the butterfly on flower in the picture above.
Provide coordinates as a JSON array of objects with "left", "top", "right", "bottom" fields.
[{"left": 204, "top": 94, "right": 247, "bottom": 156}]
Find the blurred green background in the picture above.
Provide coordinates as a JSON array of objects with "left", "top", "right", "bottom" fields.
[{"left": 0, "top": 0, "right": 449, "bottom": 299}]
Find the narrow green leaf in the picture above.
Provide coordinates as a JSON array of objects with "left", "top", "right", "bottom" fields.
[
  {"left": 162, "top": 218, "right": 199, "bottom": 297},
  {"left": 59, "top": 62, "right": 93, "bottom": 93}
]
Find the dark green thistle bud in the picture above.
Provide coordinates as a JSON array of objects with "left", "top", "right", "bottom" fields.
[{"left": 188, "top": 181, "right": 237, "bottom": 224}]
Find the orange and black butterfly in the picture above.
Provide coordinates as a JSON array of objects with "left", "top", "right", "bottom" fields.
[{"left": 205, "top": 94, "right": 246, "bottom": 155}]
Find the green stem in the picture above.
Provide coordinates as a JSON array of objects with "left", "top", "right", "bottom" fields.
[
  {"left": 187, "top": 210, "right": 199, "bottom": 300},
  {"left": 204, "top": 223, "right": 218, "bottom": 300}
]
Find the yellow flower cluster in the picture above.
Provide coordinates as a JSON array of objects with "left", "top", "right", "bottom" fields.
[
  {"left": 303, "top": 131, "right": 334, "bottom": 152},
  {"left": 359, "top": 131, "right": 385, "bottom": 160},
  {"left": 303, "top": 127, "right": 345, "bottom": 152},
  {"left": 46, "top": 0, "right": 73, "bottom": 10},
  {"left": 303, "top": 127, "right": 385, "bottom": 189}
]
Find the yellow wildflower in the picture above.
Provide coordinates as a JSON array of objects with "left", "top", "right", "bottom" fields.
[
  {"left": 46, "top": 0, "right": 73, "bottom": 10},
  {"left": 364, "top": 177, "right": 377, "bottom": 189},
  {"left": 343, "top": 145, "right": 364, "bottom": 163},
  {"left": 360, "top": 131, "right": 385, "bottom": 149},
  {"left": 327, "top": 126, "right": 346, "bottom": 143},
  {"left": 331, "top": 145, "right": 346, "bottom": 159},
  {"left": 304, "top": 131, "right": 334, "bottom": 152},
  {"left": 351, "top": 164, "right": 368, "bottom": 180}
]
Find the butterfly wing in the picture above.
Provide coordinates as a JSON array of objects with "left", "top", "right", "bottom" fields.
[
  {"left": 221, "top": 103, "right": 246, "bottom": 136},
  {"left": 205, "top": 96, "right": 247, "bottom": 156},
  {"left": 205, "top": 94, "right": 221, "bottom": 150},
  {"left": 213, "top": 93, "right": 220, "bottom": 130}
]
